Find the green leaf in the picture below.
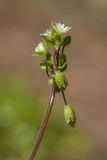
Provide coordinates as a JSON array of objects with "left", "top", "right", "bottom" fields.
[
  {"left": 46, "top": 52, "right": 53, "bottom": 65},
  {"left": 58, "top": 63, "right": 67, "bottom": 72},
  {"left": 64, "top": 105, "right": 76, "bottom": 127},
  {"left": 58, "top": 53, "right": 67, "bottom": 72},
  {"left": 59, "top": 53, "right": 66, "bottom": 65},
  {"left": 62, "top": 35, "right": 71, "bottom": 46}
]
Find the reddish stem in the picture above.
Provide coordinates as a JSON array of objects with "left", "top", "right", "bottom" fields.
[{"left": 29, "top": 79, "right": 56, "bottom": 160}]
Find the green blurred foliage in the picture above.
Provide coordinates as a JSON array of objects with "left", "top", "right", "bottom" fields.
[{"left": 0, "top": 79, "right": 98, "bottom": 160}]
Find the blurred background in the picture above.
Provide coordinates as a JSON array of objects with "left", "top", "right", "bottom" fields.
[{"left": 0, "top": 0, "right": 107, "bottom": 159}]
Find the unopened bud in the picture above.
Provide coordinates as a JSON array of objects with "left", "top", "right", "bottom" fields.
[
  {"left": 64, "top": 105, "right": 76, "bottom": 127},
  {"left": 55, "top": 71, "right": 68, "bottom": 90}
]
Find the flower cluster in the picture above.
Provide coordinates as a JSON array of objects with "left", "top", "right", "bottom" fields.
[
  {"left": 33, "top": 22, "right": 76, "bottom": 127},
  {"left": 33, "top": 22, "right": 71, "bottom": 56}
]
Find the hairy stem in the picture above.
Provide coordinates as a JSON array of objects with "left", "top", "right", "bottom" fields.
[{"left": 29, "top": 79, "right": 56, "bottom": 160}]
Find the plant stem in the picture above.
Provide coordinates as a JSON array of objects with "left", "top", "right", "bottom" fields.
[
  {"left": 61, "top": 90, "right": 67, "bottom": 105},
  {"left": 46, "top": 67, "right": 51, "bottom": 78},
  {"left": 62, "top": 45, "right": 65, "bottom": 53},
  {"left": 29, "top": 79, "right": 56, "bottom": 160}
]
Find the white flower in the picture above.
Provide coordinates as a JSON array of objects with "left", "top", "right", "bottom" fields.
[
  {"left": 52, "top": 22, "right": 71, "bottom": 35},
  {"left": 33, "top": 42, "right": 47, "bottom": 56},
  {"left": 40, "top": 28, "right": 53, "bottom": 39}
]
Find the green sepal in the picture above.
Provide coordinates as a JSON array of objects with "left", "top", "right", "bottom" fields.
[
  {"left": 51, "top": 29, "right": 57, "bottom": 39},
  {"left": 58, "top": 53, "right": 67, "bottom": 72},
  {"left": 62, "top": 35, "right": 71, "bottom": 46},
  {"left": 55, "top": 71, "right": 68, "bottom": 90},
  {"left": 42, "top": 37, "right": 54, "bottom": 47},
  {"left": 64, "top": 105, "right": 76, "bottom": 127},
  {"left": 54, "top": 35, "right": 62, "bottom": 49}
]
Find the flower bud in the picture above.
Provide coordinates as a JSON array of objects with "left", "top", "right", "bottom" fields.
[
  {"left": 55, "top": 71, "right": 68, "bottom": 90},
  {"left": 64, "top": 105, "right": 76, "bottom": 127}
]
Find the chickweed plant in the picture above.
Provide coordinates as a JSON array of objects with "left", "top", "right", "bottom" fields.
[{"left": 29, "top": 22, "right": 76, "bottom": 160}]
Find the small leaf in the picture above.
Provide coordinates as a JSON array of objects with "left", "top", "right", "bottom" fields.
[
  {"left": 62, "top": 35, "right": 71, "bottom": 46},
  {"left": 58, "top": 53, "right": 67, "bottom": 72},
  {"left": 58, "top": 63, "right": 67, "bottom": 72},
  {"left": 59, "top": 53, "right": 66, "bottom": 65},
  {"left": 46, "top": 52, "right": 53, "bottom": 65}
]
